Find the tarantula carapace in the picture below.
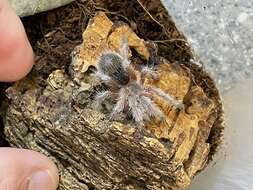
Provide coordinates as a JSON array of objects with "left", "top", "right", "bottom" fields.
[{"left": 95, "top": 38, "right": 184, "bottom": 126}]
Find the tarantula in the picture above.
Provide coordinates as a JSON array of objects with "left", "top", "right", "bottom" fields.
[{"left": 94, "top": 38, "right": 184, "bottom": 126}]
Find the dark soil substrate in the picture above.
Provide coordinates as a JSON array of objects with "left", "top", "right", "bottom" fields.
[{"left": 0, "top": 0, "right": 223, "bottom": 167}]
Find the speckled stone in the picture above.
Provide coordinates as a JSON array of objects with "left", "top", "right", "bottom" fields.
[
  {"left": 162, "top": 0, "right": 253, "bottom": 92},
  {"left": 10, "top": 0, "right": 74, "bottom": 17}
]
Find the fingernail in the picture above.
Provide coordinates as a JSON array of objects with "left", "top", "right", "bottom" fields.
[{"left": 28, "top": 170, "right": 56, "bottom": 190}]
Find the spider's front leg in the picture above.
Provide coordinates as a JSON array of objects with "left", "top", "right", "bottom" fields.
[
  {"left": 94, "top": 70, "right": 111, "bottom": 82},
  {"left": 109, "top": 88, "right": 128, "bottom": 120},
  {"left": 129, "top": 94, "right": 167, "bottom": 127},
  {"left": 151, "top": 87, "right": 185, "bottom": 110},
  {"left": 144, "top": 96, "right": 170, "bottom": 126},
  {"left": 119, "top": 36, "right": 131, "bottom": 69},
  {"left": 134, "top": 67, "right": 158, "bottom": 86},
  {"left": 144, "top": 87, "right": 185, "bottom": 110},
  {"left": 94, "top": 90, "right": 112, "bottom": 105},
  {"left": 140, "top": 66, "right": 159, "bottom": 82}
]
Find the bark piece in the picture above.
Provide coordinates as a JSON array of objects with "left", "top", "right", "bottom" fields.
[
  {"left": 4, "top": 12, "right": 223, "bottom": 190},
  {"left": 71, "top": 12, "right": 150, "bottom": 83}
]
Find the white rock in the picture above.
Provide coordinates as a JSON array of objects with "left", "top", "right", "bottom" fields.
[
  {"left": 161, "top": 0, "right": 253, "bottom": 92},
  {"left": 9, "top": 0, "right": 75, "bottom": 17}
]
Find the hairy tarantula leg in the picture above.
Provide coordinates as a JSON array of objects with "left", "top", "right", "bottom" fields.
[
  {"left": 120, "top": 36, "right": 128, "bottom": 60},
  {"left": 94, "top": 91, "right": 112, "bottom": 108},
  {"left": 148, "top": 87, "right": 185, "bottom": 110},
  {"left": 128, "top": 96, "right": 146, "bottom": 126},
  {"left": 94, "top": 70, "right": 111, "bottom": 82},
  {"left": 95, "top": 90, "right": 111, "bottom": 102},
  {"left": 144, "top": 97, "right": 168, "bottom": 125},
  {"left": 119, "top": 36, "right": 131, "bottom": 68},
  {"left": 140, "top": 66, "right": 159, "bottom": 83},
  {"left": 128, "top": 97, "right": 145, "bottom": 126},
  {"left": 158, "top": 115, "right": 170, "bottom": 126},
  {"left": 109, "top": 90, "right": 127, "bottom": 120},
  {"left": 139, "top": 96, "right": 170, "bottom": 128}
]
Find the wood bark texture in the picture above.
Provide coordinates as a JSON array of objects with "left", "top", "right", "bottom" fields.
[{"left": 3, "top": 5, "right": 223, "bottom": 190}]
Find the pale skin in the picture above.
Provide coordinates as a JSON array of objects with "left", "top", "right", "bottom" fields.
[{"left": 0, "top": 1, "right": 59, "bottom": 189}]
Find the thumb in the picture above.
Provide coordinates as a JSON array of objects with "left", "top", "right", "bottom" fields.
[
  {"left": 0, "top": 0, "right": 34, "bottom": 82},
  {"left": 0, "top": 148, "right": 59, "bottom": 190}
]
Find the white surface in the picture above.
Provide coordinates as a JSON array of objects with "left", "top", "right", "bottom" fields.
[
  {"left": 189, "top": 76, "right": 253, "bottom": 190},
  {"left": 162, "top": 0, "right": 253, "bottom": 92}
]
